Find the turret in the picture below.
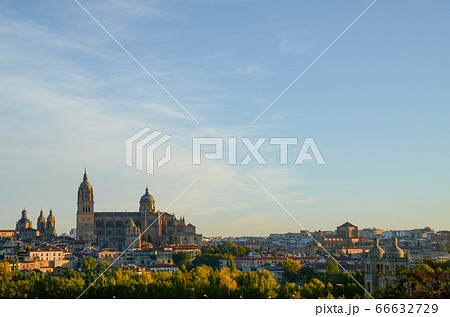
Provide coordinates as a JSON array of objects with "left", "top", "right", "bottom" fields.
[
  {"left": 45, "top": 209, "right": 56, "bottom": 237},
  {"left": 37, "top": 209, "right": 46, "bottom": 233},
  {"left": 76, "top": 169, "right": 95, "bottom": 241}
]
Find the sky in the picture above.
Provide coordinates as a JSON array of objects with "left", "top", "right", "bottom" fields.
[{"left": 0, "top": 0, "right": 449, "bottom": 236}]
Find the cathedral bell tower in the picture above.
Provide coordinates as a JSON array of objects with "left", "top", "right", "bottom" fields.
[
  {"left": 37, "top": 210, "right": 46, "bottom": 234},
  {"left": 139, "top": 186, "right": 158, "bottom": 244},
  {"left": 76, "top": 169, "right": 95, "bottom": 241},
  {"left": 45, "top": 209, "right": 56, "bottom": 237}
]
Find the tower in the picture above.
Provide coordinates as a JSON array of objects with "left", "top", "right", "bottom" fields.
[
  {"left": 37, "top": 209, "right": 46, "bottom": 234},
  {"left": 364, "top": 237, "right": 410, "bottom": 297},
  {"left": 76, "top": 169, "right": 95, "bottom": 241},
  {"left": 365, "top": 238, "right": 385, "bottom": 295},
  {"left": 139, "top": 186, "right": 158, "bottom": 245},
  {"left": 45, "top": 209, "right": 56, "bottom": 237}
]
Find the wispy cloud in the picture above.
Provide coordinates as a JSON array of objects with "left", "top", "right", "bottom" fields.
[{"left": 278, "top": 29, "right": 316, "bottom": 55}]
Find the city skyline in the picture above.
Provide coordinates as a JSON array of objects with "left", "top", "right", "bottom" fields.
[
  {"left": 3, "top": 168, "right": 446, "bottom": 236},
  {"left": 1, "top": 1, "right": 449, "bottom": 236}
]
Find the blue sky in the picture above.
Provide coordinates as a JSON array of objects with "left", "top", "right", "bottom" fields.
[{"left": 0, "top": 0, "right": 449, "bottom": 236}]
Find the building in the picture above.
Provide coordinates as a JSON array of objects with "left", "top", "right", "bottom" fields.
[
  {"left": 364, "top": 237, "right": 410, "bottom": 297},
  {"left": 15, "top": 209, "right": 37, "bottom": 240},
  {"left": 0, "top": 230, "right": 15, "bottom": 238},
  {"left": 147, "top": 263, "right": 178, "bottom": 273},
  {"left": 337, "top": 222, "right": 359, "bottom": 238},
  {"left": 30, "top": 246, "right": 65, "bottom": 261},
  {"left": 170, "top": 244, "right": 201, "bottom": 258},
  {"left": 15, "top": 208, "right": 57, "bottom": 241},
  {"left": 76, "top": 170, "right": 202, "bottom": 250},
  {"left": 313, "top": 222, "right": 366, "bottom": 251},
  {"left": 359, "top": 228, "right": 385, "bottom": 239}
]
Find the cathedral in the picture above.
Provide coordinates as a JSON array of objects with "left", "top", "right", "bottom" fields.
[
  {"left": 364, "top": 237, "right": 410, "bottom": 296},
  {"left": 15, "top": 208, "right": 56, "bottom": 241},
  {"left": 76, "top": 170, "right": 202, "bottom": 250}
]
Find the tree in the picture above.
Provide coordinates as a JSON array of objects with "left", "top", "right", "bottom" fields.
[
  {"left": 82, "top": 256, "right": 97, "bottom": 272},
  {"left": 283, "top": 258, "right": 302, "bottom": 283},
  {"left": 372, "top": 261, "right": 450, "bottom": 299},
  {"left": 236, "top": 270, "right": 279, "bottom": 298},
  {"left": 407, "top": 259, "right": 450, "bottom": 298},
  {"left": 299, "top": 265, "right": 315, "bottom": 283},
  {"left": 96, "top": 261, "right": 111, "bottom": 274},
  {"left": 227, "top": 258, "right": 236, "bottom": 272},
  {"left": 191, "top": 253, "right": 221, "bottom": 269},
  {"left": 299, "top": 278, "right": 327, "bottom": 298},
  {"left": 326, "top": 258, "right": 340, "bottom": 275},
  {"left": 172, "top": 252, "right": 191, "bottom": 269}
]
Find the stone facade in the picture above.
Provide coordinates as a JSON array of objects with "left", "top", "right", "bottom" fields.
[
  {"left": 76, "top": 170, "right": 202, "bottom": 250},
  {"left": 364, "top": 237, "right": 410, "bottom": 296},
  {"left": 15, "top": 208, "right": 56, "bottom": 241}
]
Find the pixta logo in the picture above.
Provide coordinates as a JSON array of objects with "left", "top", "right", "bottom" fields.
[
  {"left": 126, "top": 129, "right": 325, "bottom": 174},
  {"left": 192, "top": 137, "right": 325, "bottom": 165},
  {"left": 126, "top": 127, "right": 172, "bottom": 174}
]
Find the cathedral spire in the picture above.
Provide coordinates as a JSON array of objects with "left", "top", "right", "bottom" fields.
[{"left": 83, "top": 168, "right": 88, "bottom": 181}]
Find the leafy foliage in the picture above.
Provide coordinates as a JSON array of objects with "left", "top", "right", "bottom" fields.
[
  {"left": 192, "top": 242, "right": 250, "bottom": 269},
  {"left": 1, "top": 256, "right": 446, "bottom": 299},
  {"left": 283, "top": 258, "right": 302, "bottom": 283},
  {"left": 172, "top": 252, "right": 191, "bottom": 269},
  {"left": 326, "top": 258, "right": 340, "bottom": 275},
  {"left": 373, "top": 260, "right": 450, "bottom": 299}
]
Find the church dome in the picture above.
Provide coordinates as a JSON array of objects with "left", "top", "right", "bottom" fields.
[
  {"left": 16, "top": 209, "right": 32, "bottom": 229},
  {"left": 78, "top": 169, "right": 94, "bottom": 201},
  {"left": 368, "top": 238, "right": 384, "bottom": 259},
  {"left": 386, "top": 237, "right": 405, "bottom": 259},
  {"left": 18, "top": 209, "right": 31, "bottom": 224},
  {"left": 140, "top": 186, "right": 155, "bottom": 203}
]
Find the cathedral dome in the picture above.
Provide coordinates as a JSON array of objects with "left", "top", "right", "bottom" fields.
[
  {"left": 140, "top": 186, "right": 155, "bottom": 203},
  {"left": 16, "top": 209, "right": 32, "bottom": 229},
  {"left": 18, "top": 209, "right": 31, "bottom": 224},
  {"left": 78, "top": 169, "right": 94, "bottom": 201},
  {"left": 386, "top": 237, "right": 405, "bottom": 259},
  {"left": 368, "top": 238, "right": 384, "bottom": 259}
]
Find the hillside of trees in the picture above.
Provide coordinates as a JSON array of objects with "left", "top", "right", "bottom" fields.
[
  {"left": 0, "top": 243, "right": 447, "bottom": 299},
  {"left": 0, "top": 258, "right": 358, "bottom": 299}
]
